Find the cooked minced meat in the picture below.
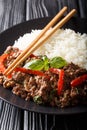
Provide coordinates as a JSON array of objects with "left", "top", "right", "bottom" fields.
[{"left": 0, "top": 47, "right": 87, "bottom": 108}]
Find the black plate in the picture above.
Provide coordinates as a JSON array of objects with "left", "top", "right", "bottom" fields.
[{"left": 0, "top": 17, "right": 87, "bottom": 115}]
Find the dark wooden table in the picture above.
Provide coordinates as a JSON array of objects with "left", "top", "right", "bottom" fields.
[{"left": 0, "top": 0, "right": 87, "bottom": 130}]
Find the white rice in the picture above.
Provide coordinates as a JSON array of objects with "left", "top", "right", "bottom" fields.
[{"left": 13, "top": 29, "right": 87, "bottom": 69}]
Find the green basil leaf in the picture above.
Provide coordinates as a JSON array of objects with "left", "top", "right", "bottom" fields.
[
  {"left": 42, "top": 55, "right": 49, "bottom": 70},
  {"left": 24, "top": 59, "right": 44, "bottom": 71},
  {"left": 33, "top": 95, "right": 43, "bottom": 104},
  {"left": 50, "top": 57, "right": 67, "bottom": 68},
  {"left": 24, "top": 56, "right": 67, "bottom": 71}
]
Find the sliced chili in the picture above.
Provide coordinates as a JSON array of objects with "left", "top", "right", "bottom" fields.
[
  {"left": 29, "top": 54, "right": 39, "bottom": 59},
  {"left": 0, "top": 54, "right": 9, "bottom": 73},
  {"left": 71, "top": 74, "right": 87, "bottom": 87},
  {"left": 57, "top": 69, "right": 64, "bottom": 95},
  {"left": 15, "top": 67, "right": 50, "bottom": 78},
  {"left": 49, "top": 68, "right": 64, "bottom": 95}
]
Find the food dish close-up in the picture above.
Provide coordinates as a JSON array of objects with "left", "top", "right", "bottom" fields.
[{"left": 0, "top": 16, "right": 87, "bottom": 115}]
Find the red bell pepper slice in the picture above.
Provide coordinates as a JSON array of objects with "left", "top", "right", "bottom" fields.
[
  {"left": 57, "top": 69, "right": 64, "bottom": 95},
  {"left": 15, "top": 67, "right": 50, "bottom": 78},
  {"left": 49, "top": 68, "right": 64, "bottom": 95},
  {"left": 29, "top": 54, "right": 39, "bottom": 59},
  {"left": 0, "top": 54, "right": 9, "bottom": 73},
  {"left": 71, "top": 74, "right": 87, "bottom": 87}
]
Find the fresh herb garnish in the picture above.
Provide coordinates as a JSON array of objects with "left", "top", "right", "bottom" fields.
[
  {"left": 24, "top": 56, "right": 67, "bottom": 71},
  {"left": 50, "top": 57, "right": 67, "bottom": 68},
  {"left": 42, "top": 55, "right": 49, "bottom": 70},
  {"left": 33, "top": 95, "right": 43, "bottom": 104},
  {"left": 24, "top": 59, "right": 44, "bottom": 70},
  {"left": 24, "top": 55, "right": 49, "bottom": 71}
]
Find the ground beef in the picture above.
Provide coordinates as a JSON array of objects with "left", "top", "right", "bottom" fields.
[
  {"left": 12, "top": 84, "right": 27, "bottom": 99},
  {"left": 0, "top": 47, "right": 87, "bottom": 108},
  {"left": 4, "top": 46, "right": 22, "bottom": 68},
  {"left": 63, "top": 63, "right": 87, "bottom": 90}
]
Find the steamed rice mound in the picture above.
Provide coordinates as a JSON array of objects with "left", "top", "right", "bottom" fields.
[{"left": 13, "top": 28, "right": 87, "bottom": 69}]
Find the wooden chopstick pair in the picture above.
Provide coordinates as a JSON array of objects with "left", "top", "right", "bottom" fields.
[{"left": 4, "top": 7, "right": 76, "bottom": 76}]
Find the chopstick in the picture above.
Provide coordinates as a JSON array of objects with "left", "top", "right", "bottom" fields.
[
  {"left": 4, "top": 6, "right": 67, "bottom": 75},
  {"left": 4, "top": 8, "right": 76, "bottom": 76}
]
